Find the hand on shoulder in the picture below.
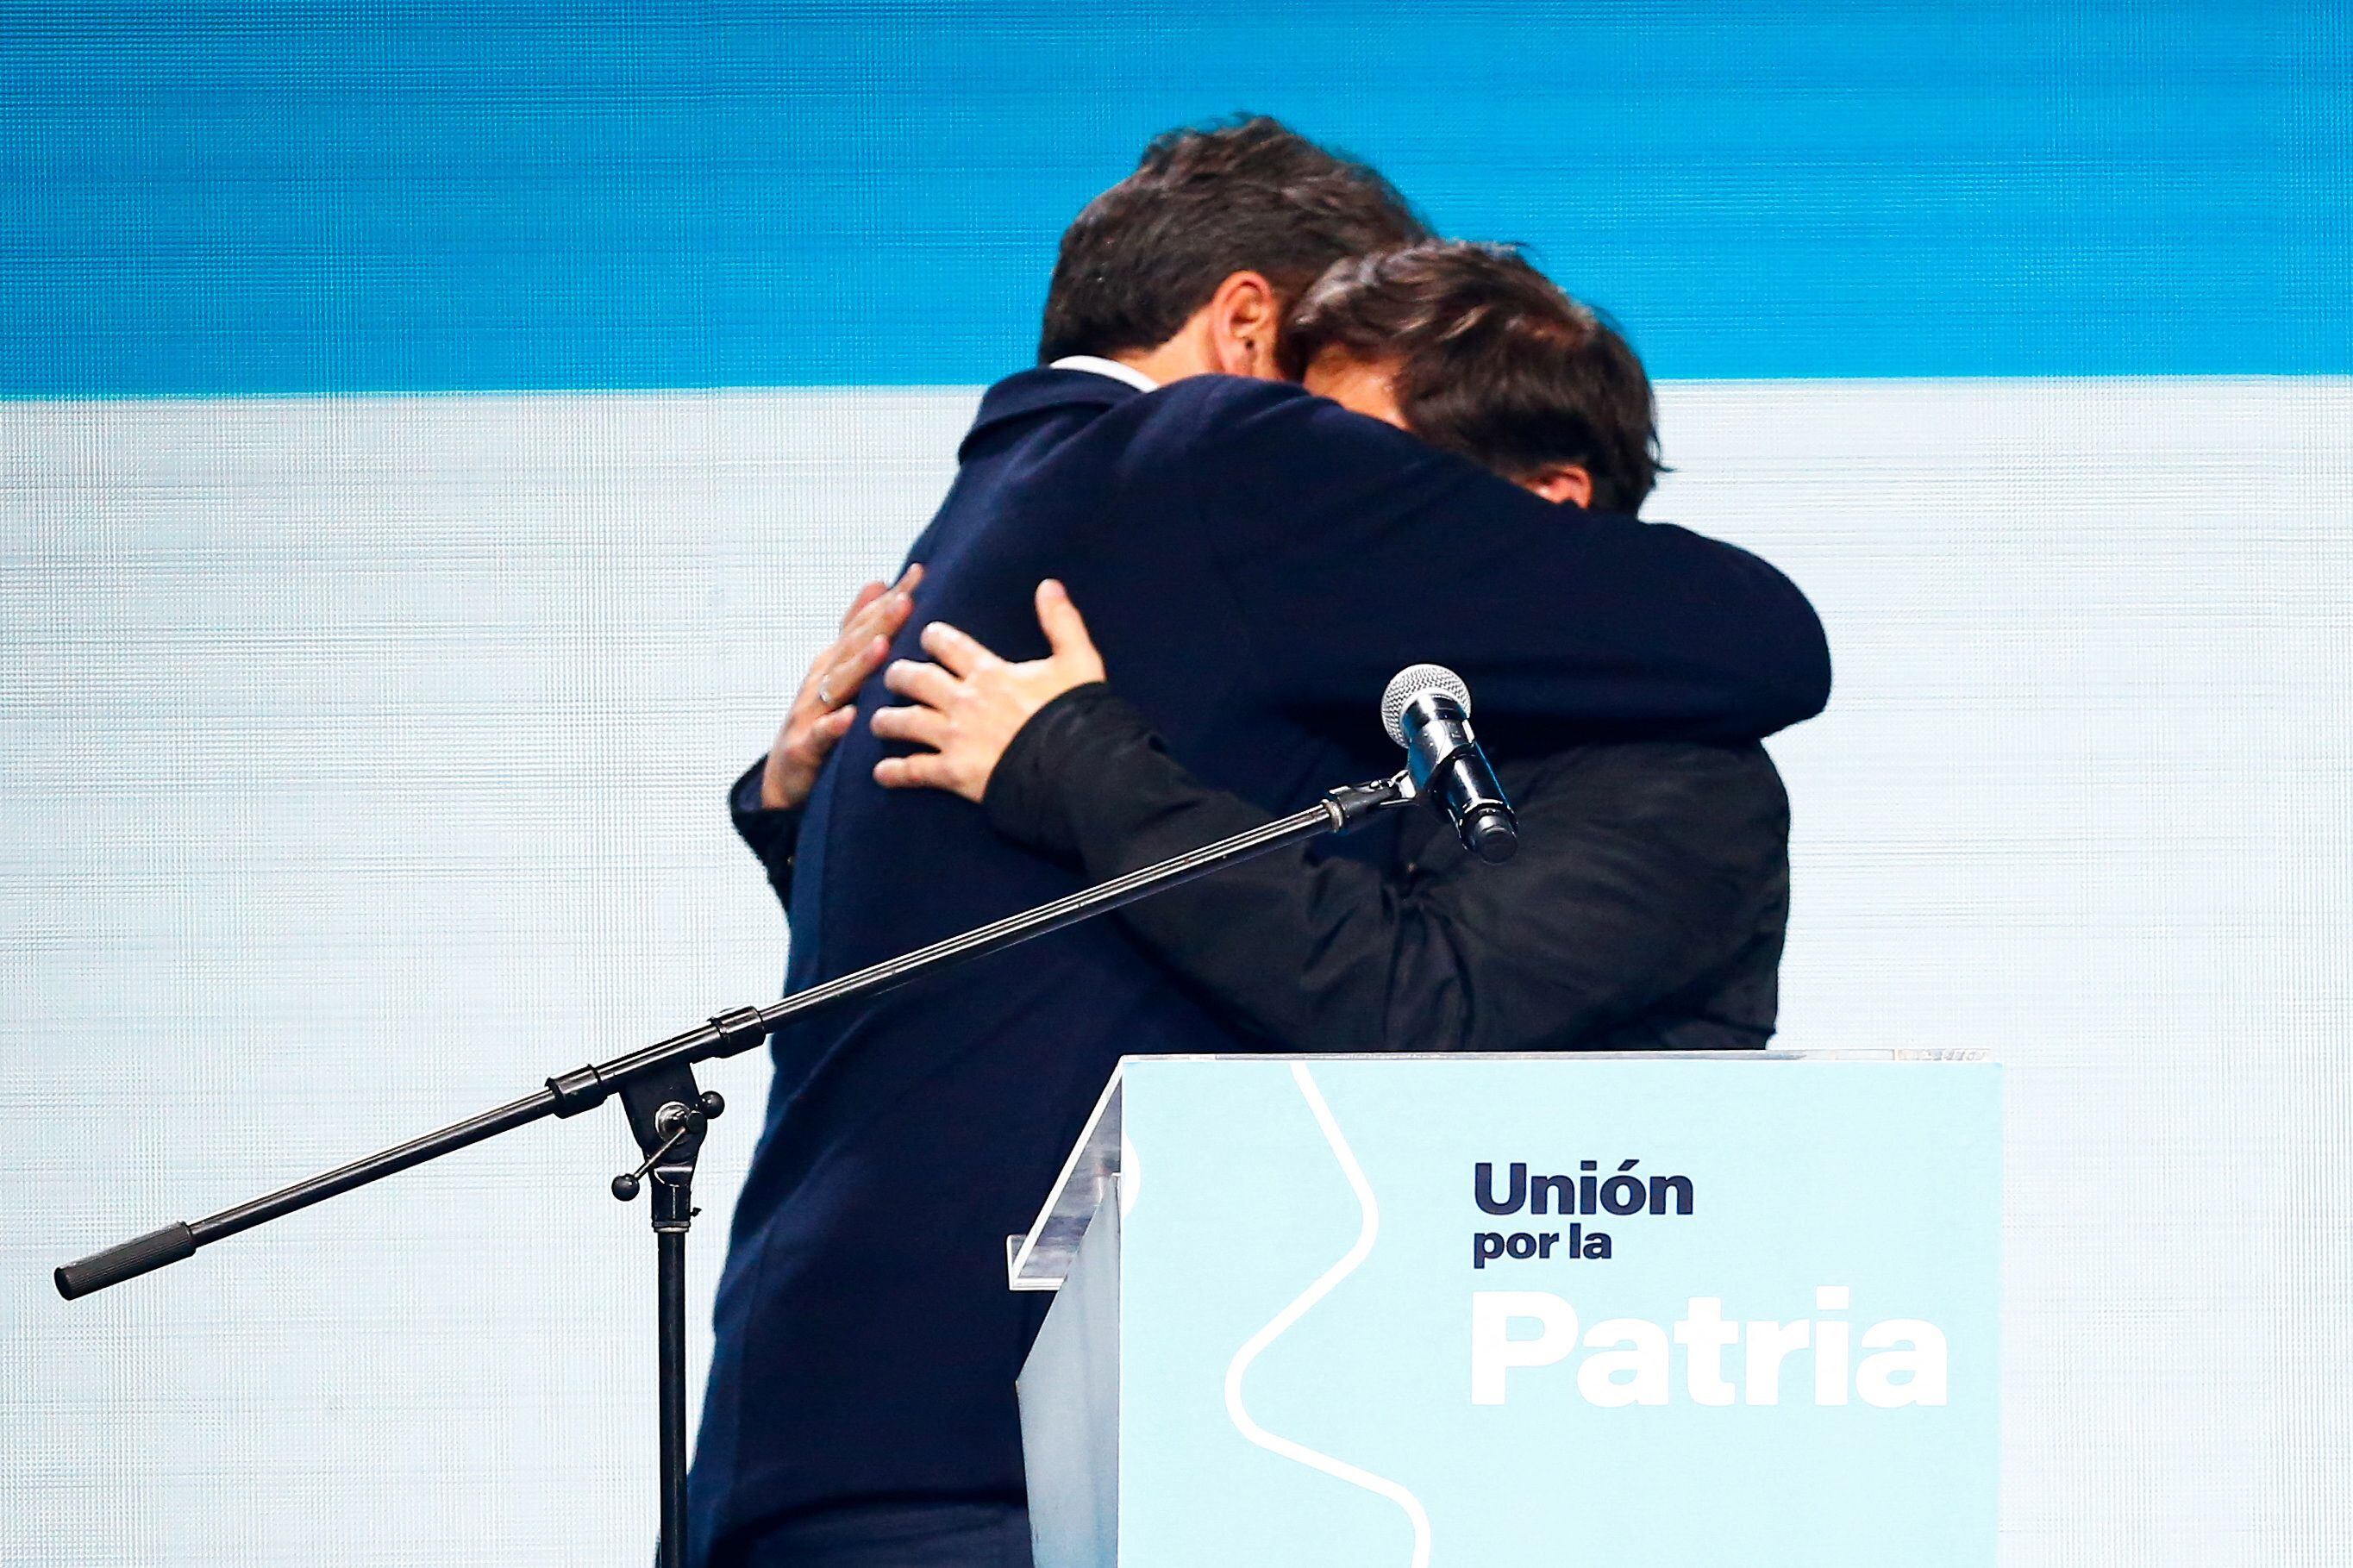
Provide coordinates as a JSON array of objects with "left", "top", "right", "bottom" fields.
[{"left": 870, "top": 580, "right": 1108, "bottom": 803}]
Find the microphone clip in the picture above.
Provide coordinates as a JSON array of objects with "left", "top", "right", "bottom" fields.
[{"left": 1321, "top": 770, "right": 1420, "bottom": 832}]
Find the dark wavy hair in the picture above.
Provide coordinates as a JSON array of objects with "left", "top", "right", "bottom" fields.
[
  {"left": 1038, "top": 116, "right": 1429, "bottom": 364},
  {"left": 1280, "top": 241, "right": 1666, "bottom": 514}
]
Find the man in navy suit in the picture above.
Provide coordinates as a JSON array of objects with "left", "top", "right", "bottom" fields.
[
  {"left": 865, "top": 240, "right": 1795, "bottom": 1061},
  {"left": 692, "top": 118, "right": 1830, "bottom": 1566}
]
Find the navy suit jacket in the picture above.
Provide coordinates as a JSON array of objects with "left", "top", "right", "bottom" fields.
[{"left": 688, "top": 369, "right": 1830, "bottom": 1555}]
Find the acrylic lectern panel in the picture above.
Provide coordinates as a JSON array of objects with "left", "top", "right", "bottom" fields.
[{"left": 1016, "top": 1052, "right": 2001, "bottom": 1568}]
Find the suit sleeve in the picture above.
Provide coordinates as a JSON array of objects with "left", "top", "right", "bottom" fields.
[
  {"left": 985, "top": 684, "right": 1777, "bottom": 1053},
  {"left": 1128, "top": 378, "right": 1831, "bottom": 741},
  {"left": 729, "top": 755, "right": 803, "bottom": 907}
]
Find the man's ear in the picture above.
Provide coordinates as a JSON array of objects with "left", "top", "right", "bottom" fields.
[
  {"left": 1203, "top": 271, "right": 1284, "bottom": 379},
  {"left": 1525, "top": 464, "right": 1595, "bottom": 508}
]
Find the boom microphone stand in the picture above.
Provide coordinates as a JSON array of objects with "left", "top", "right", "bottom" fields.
[{"left": 55, "top": 771, "right": 1413, "bottom": 1568}]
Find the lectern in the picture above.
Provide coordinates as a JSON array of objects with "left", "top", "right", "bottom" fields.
[{"left": 1013, "top": 1052, "right": 2000, "bottom": 1568}]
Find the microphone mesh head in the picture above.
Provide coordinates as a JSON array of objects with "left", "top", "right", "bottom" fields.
[{"left": 1380, "top": 664, "right": 1473, "bottom": 747}]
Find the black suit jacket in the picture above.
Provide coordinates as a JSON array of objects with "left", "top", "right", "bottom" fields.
[
  {"left": 689, "top": 369, "right": 1830, "bottom": 1556},
  {"left": 984, "top": 684, "right": 1790, "bottom": 1054}
]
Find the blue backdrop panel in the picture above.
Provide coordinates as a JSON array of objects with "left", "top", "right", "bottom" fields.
[{"left": 5, "top": 0, "right": 2348, "bottom": 395}]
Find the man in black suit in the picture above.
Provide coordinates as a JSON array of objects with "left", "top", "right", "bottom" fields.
[{"left": 693, "top": 120, "right": 1829, "bottom": 1567}]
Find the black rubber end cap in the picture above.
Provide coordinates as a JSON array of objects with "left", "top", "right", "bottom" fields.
[{"left": 56, "top": 1221, "right": 197, "bottom": 1300}]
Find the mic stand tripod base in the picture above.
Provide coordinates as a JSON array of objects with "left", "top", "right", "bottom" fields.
[{"left": 610, "top": 1065, "right": 724, "bottom": 1568}]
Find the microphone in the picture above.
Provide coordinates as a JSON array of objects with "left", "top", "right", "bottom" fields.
[{"left": 1380, "top": 665, "right": 1518, "bottom": 864}]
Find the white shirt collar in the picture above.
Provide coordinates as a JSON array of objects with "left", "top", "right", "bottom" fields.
[{"left": 1048, "top": 354, "right": 1160, "bottom": 394}]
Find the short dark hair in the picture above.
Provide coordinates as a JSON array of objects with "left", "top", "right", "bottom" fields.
[
  {"left": 1280, "top": 241, "right": 1666, "bottom": 514},
  {"left": 1038, "top": 116, "right": 1429, "bottom": 364}
]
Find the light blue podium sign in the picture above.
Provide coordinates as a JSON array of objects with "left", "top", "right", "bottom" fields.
[{"left": 1012, "top": 1053, "right": 1999, "bottom": 1568}]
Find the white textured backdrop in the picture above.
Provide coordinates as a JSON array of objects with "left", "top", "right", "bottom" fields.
[{"left": 3, "top": 380, "right": 2347, "bottom": 1563}]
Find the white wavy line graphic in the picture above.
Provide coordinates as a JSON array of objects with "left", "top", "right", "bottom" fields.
[{"left": 1223, "top": 1061, "right": 1433, "bottom": 1568}]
